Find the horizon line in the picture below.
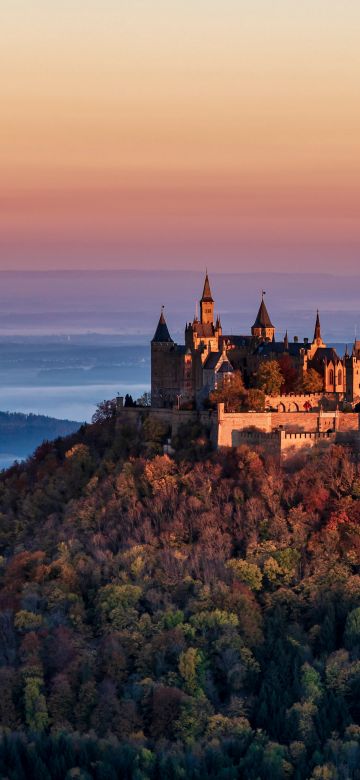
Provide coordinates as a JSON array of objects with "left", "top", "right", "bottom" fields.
[{"left": 1, "top": 268, "right": 360, "bottom": 278}]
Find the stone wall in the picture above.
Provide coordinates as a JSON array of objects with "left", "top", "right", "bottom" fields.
[
  {"left": 280, "top": 431, "right": 336, "bottom": 460},
  {"left": 230, "top": 430, "right": 281, "bottom": 458},
  {"left": 266, "top": 393, "right": 327, "bottom": 412},
  {"left": 275, "top": 412, "right": 322, "bottom": 432},
  {"left": 115, "top": 404, "right": 360, "bottom": 460},
  {"left": 116, "top": 406, "right": 215, "bottom": 439},
  {"left": 216, "top": 404, "right": 360, "bottom": 449}
]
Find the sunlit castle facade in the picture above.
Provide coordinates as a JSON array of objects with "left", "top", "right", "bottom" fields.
[{"left": 151, "top": 273, "right": 360, "bottom": 409}]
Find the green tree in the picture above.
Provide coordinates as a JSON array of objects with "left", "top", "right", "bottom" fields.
[
  {"left": 14, "top": 610, "right": 43, "bottom": 632},
  {"left": 178, "top": 647, "right": 204, "bottom": 696},
  {"left": 255, "top": 360, "right": 283, "bottom": 396},
  {"left": 345, "top": 607, "right": 360, "bottom": 650},
  {"left": 24, "top": 675, "right": 49, "bottom": 732},
  {"left": 226, "top": 559, "right": 263, "bottom": 591}
]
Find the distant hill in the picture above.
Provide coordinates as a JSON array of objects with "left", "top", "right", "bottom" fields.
[{"left": 0, "top": 410, "right": 81, "bottom": 466}]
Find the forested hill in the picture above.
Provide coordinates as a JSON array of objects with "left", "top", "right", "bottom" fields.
[
  {"left": 0, "top": 411, "right": 81, "bottom": 461},
  {"left": 0, "top": 412, "right": 360, "bottom": 779}
]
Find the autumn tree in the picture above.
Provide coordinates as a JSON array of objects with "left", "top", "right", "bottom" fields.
[
  {"left": 209, "top": 371, "right": 247, "bottom": 412},
  {"left": 244, "top": 388, "right": 266, "bottom": 411},
  {"left": 277, "top": 354, "right": 299, "bottom": 393},
  {"left": 300, "top": 368, "right": 324, "bottom": 393}
]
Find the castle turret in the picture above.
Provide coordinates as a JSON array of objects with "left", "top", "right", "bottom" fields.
[
  {"left": 151, "top": 308, "right": 176, "bottom": 407},
  {"left": 251, "top": 292, "right": 275, "bottom": 341},
  {"left": 345, "top": 339, "right": 360, "bottom": 403},
  {"left": 313, "top": 310, "right": 324, "bottom": 346},
  {"left": 200, "top": 271, "right": 214, "bottom": 325},
  {"left": 152, "top": 308, "right": 173, "bottom": 344}
]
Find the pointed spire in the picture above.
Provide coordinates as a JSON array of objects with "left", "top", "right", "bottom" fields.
[
  {"left": 314, "top": 309, "right": 321, "bottom": 342},
  {"left": 284, "top": 330, "right": 289, "bottom": 350},
  {"left": 152, "top": 307, "right": 173, "bottom": 343},
  {"left": 252, "top": 294, "right": 274, "bottom": 329},
  {"left": 201, "top": 270, "right": 213, "bottom": 302},
  {"left": 200, "top": 270, "right": 215, "bottom": 325}
]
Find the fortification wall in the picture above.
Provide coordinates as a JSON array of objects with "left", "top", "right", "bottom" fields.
[
  {"left": 217, "top": 411, "right": 271, "bottom": 446},
  {"left": 337, "top": 413, "right": 360, "bottom": 432},
  {"left": 217, "top": 404, "right": 360, "bottom": 451},
  {"left": 275, "top": 412, "right": 321, "bottom": 432},
  {"left": 231, "top": 430, "right": 280, "bottom": 458},
  {"left": 115, "top": 406, "right": 214, "bottom": 437},
  {"left": 115, "top": 404, "right": 360, "bottom": 460},
  {"left": 266, "top": 393, "right": 326, "bottom": 412},
  {"left": 280, "top": 431, "right": 336, "bottom": 460}
]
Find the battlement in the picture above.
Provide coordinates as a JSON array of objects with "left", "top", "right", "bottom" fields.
[
  {"left": 265, "top": 392, "right": 336, "bottom": 412},
  {"left": 216, "top": 404, "right": 360, "bottom": 459},
  {"left": 116, "top": 403, "right": 360, "bottom": 462}
]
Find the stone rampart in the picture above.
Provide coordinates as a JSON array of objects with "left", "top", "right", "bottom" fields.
[
  {"left": 216, "top": 404, "right": 360, "bottom": 455},
  {"left": 280, "top": 430, "right": 335, "bottom": 460},
  {"left": 266, "top": 393, "right": 328, "bottom": 412},
  {"left": 115, "top": 404, "right": 360, "bottom": 461}
]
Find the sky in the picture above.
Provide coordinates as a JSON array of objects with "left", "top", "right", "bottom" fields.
[{"left": 1, "top": 1, "right": 360, "bottom": 273}]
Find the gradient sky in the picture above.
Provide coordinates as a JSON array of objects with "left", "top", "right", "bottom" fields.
[{"left": 1, "top": 0, "right": 360, "bottom": 272}]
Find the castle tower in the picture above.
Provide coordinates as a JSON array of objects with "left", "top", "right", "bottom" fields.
[
  {"left": 152, "top": 308, "right": 173, "bottom": 344},
  {"left": 251, "top": 292, "right": 275, "bottom": 341},
  {"left": 200, "top": 271, "right": 214, "bottom": 325},
  {"left": 345, "top": 340, "right": 360, "bottom": 403},
  {"left": 151, "top": 308, "right": 175, "bottom": 407},
  {"left": 313, "top": 310, "right": 324, "bottom": 347}
]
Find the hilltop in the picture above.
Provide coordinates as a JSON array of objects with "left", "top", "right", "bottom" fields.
[{"left": 0, "top": 412, "right": 360, "bottom": 779}]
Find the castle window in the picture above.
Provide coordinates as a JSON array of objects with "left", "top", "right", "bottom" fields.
[
  {"left": 338, "top": 369, "right": 342, "bottom": 384},
  {"left": 329, "top": 369, "right": 334, "bottom": 385}
]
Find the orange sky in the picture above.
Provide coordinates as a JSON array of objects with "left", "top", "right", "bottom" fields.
[{"left": 1, "top": 0, "right": 360, "bottom": 272}]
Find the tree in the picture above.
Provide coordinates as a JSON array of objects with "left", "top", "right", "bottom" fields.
[
  {"left": 178, "top": 648, "right": 204, "bottom": 696},
  {"left": 226, "top": 559, "right": 263, "bottom": 591},
  {"left": 254, "top": 360, "right": 283, "bottom": 396},
  {"left": 277, "top": 354, "right": 299, "bottom": 393},
  {"left": 209, "top": 371, "right": 247, "bottom": 412},
  {"left": 124, "top": 394, "right": 136, "bottom": 407},
  {"left": 245, "top": 388, "right": 266, "bottom": 411},
  {"left": 136, "top": 391, "right": 151, "bottom": 407},
  {"left": 92, "top": 398, "right": 117, "bottom": 423},
  {"left": 24, "top": 675, "right": 49, "bottom": 732},
  {"left": 301, "top": 368, "right": 324, "bottom": 393},
  {"left": 344, "top": 607, "right": 360, "bottom": 650}
]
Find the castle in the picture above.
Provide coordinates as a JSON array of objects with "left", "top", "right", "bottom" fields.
[{"left": 151, "top": 272, "right": 360, "bottom": 410}]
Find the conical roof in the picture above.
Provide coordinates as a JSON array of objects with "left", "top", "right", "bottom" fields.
[
  {"left": 201, "top": 271, "right": 213, "bottom": 302},
  {"left": 314, "top": 310, "right": 321, "bottom": 341},
  {"left": 253, "top": 296, "right": 273, "bottom": 329},
  {"left": 152, "top": 310, "right": 173, "bottom": 343}
]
